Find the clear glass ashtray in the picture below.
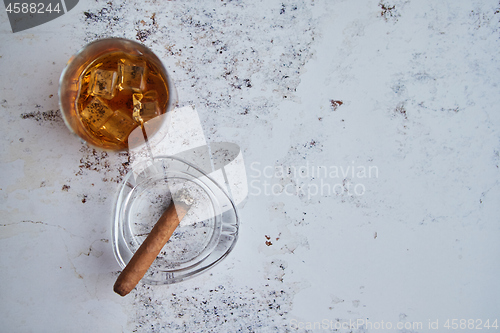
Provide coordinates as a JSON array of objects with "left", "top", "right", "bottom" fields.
[{"left": 112, "top": 156, "right": 239, "bottom": 284}]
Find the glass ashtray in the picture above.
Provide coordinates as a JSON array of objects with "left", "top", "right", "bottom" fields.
[{"left": 112, "top": 156, "right": 239, "bottom": 284}]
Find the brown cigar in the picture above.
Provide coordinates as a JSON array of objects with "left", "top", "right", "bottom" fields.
[{"left": 114, "top": 194, "right": 192, "bottom": 296}]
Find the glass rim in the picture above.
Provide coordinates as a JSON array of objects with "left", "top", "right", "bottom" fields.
[{"left": 58, "top": 37, "right": 178, "bottom": 151}]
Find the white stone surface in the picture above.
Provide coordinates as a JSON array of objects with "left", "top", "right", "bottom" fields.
[{"left": 1, "top": 0, "right": 499, "bottom": 332}]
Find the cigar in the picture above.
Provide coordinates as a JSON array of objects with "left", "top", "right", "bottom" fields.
[{"left": 114, "top": 190, "right": 193, "bottom": 296}]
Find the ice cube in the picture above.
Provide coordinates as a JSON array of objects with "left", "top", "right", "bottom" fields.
[
  {"left": 88, "top": 68, "right": 118, "bottom": 99},
  {"left": 132, "top": 92, "right": 143, "bottom": 122},
  {"left": 99, "top": 110, "right": 137, "bottom": 142},
  {"left": 80, "top": 97, "right": 114, "bottom": 132},
  {"left": 141, "top": 101, "right": 160, "bottom": 121},
  {"left": 132, "top": 90, "right": 161, "bottom": 123},
  {"left": 118, "top": 58, "right": 147, "bottom": 92}
]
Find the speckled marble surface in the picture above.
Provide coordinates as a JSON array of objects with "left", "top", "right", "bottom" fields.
[{"left": 1, "top": 0, "right": 500, "bottom": 332}]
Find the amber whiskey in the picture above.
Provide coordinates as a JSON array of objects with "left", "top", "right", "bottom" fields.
[{"left": 75, "top": 50, "right": 169, "bottom": 150}]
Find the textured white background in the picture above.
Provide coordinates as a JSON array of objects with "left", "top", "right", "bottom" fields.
[{"left": 1, "top": 0, "right": 499, "bottom": 332}]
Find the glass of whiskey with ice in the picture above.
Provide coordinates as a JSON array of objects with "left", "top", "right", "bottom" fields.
[{"left": 59, "top": 38, "right": 176, "bottom": 151}]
